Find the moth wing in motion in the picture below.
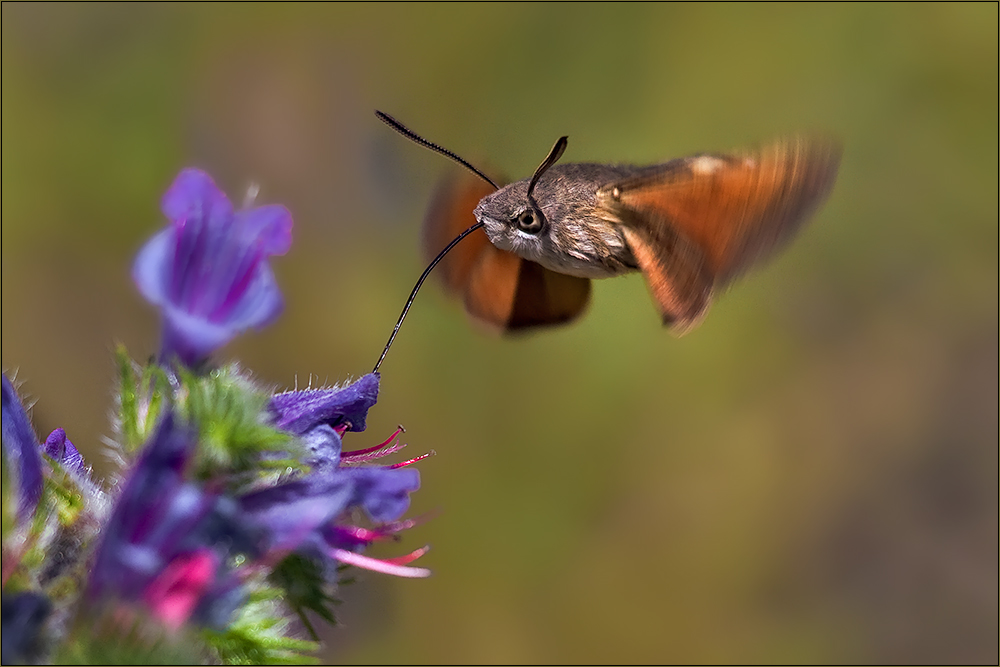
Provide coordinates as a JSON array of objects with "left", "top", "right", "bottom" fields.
[
  {"left": 599, "top": 134, "right": 841, "bottom": 331},
  {"left": 423, "top": 169, "right": 591, "bottom": 332}
]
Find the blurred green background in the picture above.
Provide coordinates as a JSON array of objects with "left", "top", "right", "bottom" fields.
[{"left": 2, "top": 3, "right": 997, "bottom": 663}]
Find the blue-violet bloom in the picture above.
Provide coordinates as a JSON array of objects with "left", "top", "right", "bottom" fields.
[
  {"left": 248, "top": 373, "right": 430, "bottom": 578},
  {"left": 42, "top": 428, "right": 85, "bottom": 473},
  {"left": 87, "top": 412, "right": 258, "bottom": 630},
  {"left": 2, "top": 374, "right": 44, "bottom": 521},
  {"left": 132, "top": 169, "right": 292, "bottom": 367}
]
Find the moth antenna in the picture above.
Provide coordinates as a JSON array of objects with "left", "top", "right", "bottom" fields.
[
  {"left": 525, "top": 136, "right": 568, "bottom": 212},
  {"left": 373, "top": 221, "right": 485, "bottom": 374},
  {"left": 375, "top": 111, "right": 500, "bottom": 191}
]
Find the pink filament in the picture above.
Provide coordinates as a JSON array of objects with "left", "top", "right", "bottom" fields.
[
  {"left": 383, "top": 545, "right": 431, "bottom": 565},
  {"left": 341, "top": 425, "right": 404, "bottom": 458},
  {"left": 330, "top": 548, "right": 431, "bottom": 578},
  {"left": 389, "top": 450, "right": 435, "bottom": 469},
  {"left": 340, "top": 443, "right": 407, "bottom": 465}
]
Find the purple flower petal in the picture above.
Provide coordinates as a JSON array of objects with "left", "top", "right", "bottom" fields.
[
  {"left": 42, "top": 428, "right": 85, "bottom": 472},
  {"left": 133, "top": 168, "right": 292, "bottom": 367},
  {"left": 235, "top": 205, "right": 292, "bottom": 256},
  {"left": 161, "top": 168, "right": 234, "bottom": 230},
  {"left": 299, "top": 424, "right": 343, "bottom": 470},
  {"left": 346, "top": 466, "right": 420, "bottom": 523},
  {"left": 156, "top": 305, "right": 245, "bottom": 371},
  {"left": 269, "top": 373, "right": 380, "bottom": 436},
  {"left": 208, "top": 263, "right": 285, "bottom": 332},
  {"left": 132, "top": 227, "right": 175, "bottom": 306},
  {"left": 1, "top": 374, "right": 44, "bottom": 521},
  {"left": 239, "top": 476, "right": 354, "bottom": 553}
]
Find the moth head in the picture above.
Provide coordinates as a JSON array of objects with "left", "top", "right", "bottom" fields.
[
  {"left": 474, "top": 181, "right": 543, "bottom": 252},
  {"left": 474, "top": 136, "right": 568, "bottom": 262}
]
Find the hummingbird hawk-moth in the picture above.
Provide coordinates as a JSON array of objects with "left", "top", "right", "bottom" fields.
[{"left": 372, "top": 111, "right": 840, "bottom": 372}]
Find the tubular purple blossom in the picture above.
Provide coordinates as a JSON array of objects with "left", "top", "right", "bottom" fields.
[
  {"left": 42, "top": 428, "right": 85, "bottom": 472},
  {"left": 132, "top": 169, "right": 292, "bottom": 367},
  {"left": 2, "top": 374, "right": 44, "bottom": 521},
  {"left": 237, "top": 465, "right": 421, "bottom": 557},
  {"left": 87, "top": 413, "right": 257, "bottom": 629},
  {"left": 252, "top": 374, "right": 430, "bottom": 578}
]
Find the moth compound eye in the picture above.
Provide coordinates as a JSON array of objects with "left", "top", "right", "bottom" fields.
[{"left": 516, "top": 209, "right": 544, "bottom": 235}]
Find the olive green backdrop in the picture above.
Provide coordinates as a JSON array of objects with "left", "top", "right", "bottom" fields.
[{"left": 3, "top": 3, "right": 997, "bottom": 663}]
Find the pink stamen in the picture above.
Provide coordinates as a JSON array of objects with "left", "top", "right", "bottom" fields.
[
  {"left": 333, "top": 422, "right": 352, "bottom": 437},
  {"left": 389, "top": 450, "right": 435, "bottom": 469},
  {"left": 340, "top": 443, "right": 407, "bottom": 465},
  {"left": 330, "top": 548, "right": 431, "bottom": 578},
  {"left": 341, "top": 425, "right": 404, "bottom": 458},
  {"left": 383, "top": 545, "right": 430, "bottom": 566}
]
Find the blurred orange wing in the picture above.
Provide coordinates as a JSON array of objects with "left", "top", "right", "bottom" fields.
[
  {"left": 423, "top": 170, "right": 591, "bottom": 332},
  {"left": 599, "top": 135, "right": 840, "bottom": 330}
]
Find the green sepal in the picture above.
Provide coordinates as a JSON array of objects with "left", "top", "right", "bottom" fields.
[
  {"left": 115, "top": 345, "right": 171, "bottom": 454},
  {"left": 55, "top": 606, "right": 204, "bottom": 665},
  {"left": 269, "top": 553, "right": 342, "bottom": 637},
  {"left": 174, "top": 365, "right": 306, "bottom": 487},
  {"left": 202, "top": 583, "right": 320, "bottom": 665}
]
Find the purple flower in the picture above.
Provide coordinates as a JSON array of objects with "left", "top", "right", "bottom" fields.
[
  {"left": 42, "top": 428, "right": 85, "bottom": 473},
  {"left": 88, "top": 413, "right": 258, "bottom": 630},
  {"left": 132, "top": 169, "right": 292, "bottom": 367},
  {"left": 2, "top": 374, "right": 44, "bottom": 521},
  {"left": 269, "top": 373, "right": 388, "bottom": 475},
  {"left": 246, "top": 374, "right": 430, "bottom": 578},
  {"left": 269, "top": 372, "right": 380, "bottom": 436},
  {"left": 239, "top": 476, "right": 355, "bottom": 554},
  {"left": 345, "top": 465, "right": 422, "bottom": 523},
  {"left": 239, "top": 465, "right": 427, "bottom": 579}
]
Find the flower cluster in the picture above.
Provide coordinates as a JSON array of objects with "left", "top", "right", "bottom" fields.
[{"left": 2, "top": 170, "right": 429, "bottom": 664}]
